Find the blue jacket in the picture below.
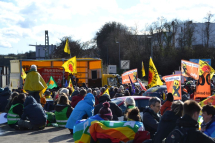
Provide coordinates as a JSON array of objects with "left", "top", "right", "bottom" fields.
[
  {"left": 66, "top": 93, "right": 95, "bottom": 129},
  {"left": 204, "top": 120, "right": 215, "bottom": 138},
  {"left": 21, "top": 96, "right": 46, "bottom": 125}
]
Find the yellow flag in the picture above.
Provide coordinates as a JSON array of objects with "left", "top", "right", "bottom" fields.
[
  {"left": 102, "top": 88, "right": 109, "bottom": 96},
  {"left": 62, "top": 56, "right": 77, "bottom": 74},
  {"left": 64, "top": 39, "right": 70, "bottom": 54},
  {"left": 68, "top": 79, "right": 74, "bottom": 93},
  {"left": 21, "top": 68, "right": 27, "bottom": 79},
  {"left": 148, "top": 57, "right": 163, "bottom": 88},
  {"left": 142, "top": 61, "right": 145, "bottom": 77},
  {"left": 199, "top": 60, "right": 215, "bottom": 79}
]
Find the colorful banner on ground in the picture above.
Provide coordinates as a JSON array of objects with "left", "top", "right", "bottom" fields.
[
  {"left": 90, "top": 120, "right": 144, "bottom": 143},
  {"left": 73, "top": 115, "right": 104, "bottom": 143},
  {"left": 162, "top": 74, "right": 181, "bottom": 100},
  {"left": 195, "top": 71, "right": 211, "bottom": 99},
  {"left": 199, "top": 60, "right": 215, "bottom": 79},
  {"left": 137, "top": 78, "right": 147, "bottom": 91},
  {"left": 62, "top": 56, "right": 77, "bottom": 74},
  {"left": 181, "top": 60, "right": 199, "bottom": 80},
  {"left": 199, "top": 95, "right": 215, "bottom": 107},
  {"left": 47, "top": 76, "right": 58, "bottom": 89},
  {"left": 64, "top": 38, "right": 70, "bottom": 54},
  {"left": 142, "top": 62, "right": 145, "bottom": 77},
  {"left": 121, "top": 69, "right": 137, "bottom": 84},
  {"left": 148, "top": 58, "right": 163, "bottom": 88}
]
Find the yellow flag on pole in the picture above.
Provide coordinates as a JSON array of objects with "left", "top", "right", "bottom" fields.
[
  {"left": 64, "top": 39, "right": 70, "bottom": 54},
  {"left": 68, "top": 79, "right": 74, "bottom": 93},
  {"left": 142, "top": 61, "right": 145, "bottom": 77},
  {"left": 148, "top": 57, "right": 163, "bottom": 88},
  {"left": 199, "top": 60, "right": 215, "bottom": 79},
  {"left": 21, "top": 68, "right": 27, "bottom": 79},
  {"left": 62, "top": 56, "right": 77, "bottom": 74},
  {"left": 102, "top": 88, "right": 109, "bottom": 96}
]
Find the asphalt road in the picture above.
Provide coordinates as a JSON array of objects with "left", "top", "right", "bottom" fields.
[{"left": 0, "top": 123, "right": 74, "bottom": 143}]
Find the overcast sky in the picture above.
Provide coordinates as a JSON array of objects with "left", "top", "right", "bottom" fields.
[{"left": 0, "top": 0, "right": 215, "bottom": 54}]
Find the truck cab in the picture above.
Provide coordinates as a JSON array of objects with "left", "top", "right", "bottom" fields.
[{"left": 102, "top": 74, "right": 121, "bottom": 87}]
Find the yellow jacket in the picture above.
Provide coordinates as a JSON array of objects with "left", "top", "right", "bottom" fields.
[{"left": 23, "top": 71, "right": 47, "bottom": 92}]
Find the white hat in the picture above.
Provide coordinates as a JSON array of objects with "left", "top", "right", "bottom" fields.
[
  {"left": 59, "top": 88, "right": 69, "bottom": 96},
  {"left": 30, "top": 65, "right": 37, "bottom": 71},
  {"left": 125, "top": 97, "right": 136, "bottom": 106}
]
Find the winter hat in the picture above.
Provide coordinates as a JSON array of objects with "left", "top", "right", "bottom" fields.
[
  {"left": 125, "top": 97, "right": 136, "bottom": 106},
  {"left": 167, "top": 93, "right": 174, "bottom": 102},
  {"left": 99, "top": 102, "right": 113, "bottom": 120}
]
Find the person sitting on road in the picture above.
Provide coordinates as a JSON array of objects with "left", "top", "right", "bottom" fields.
[
  {"left": 126, "top": 108, "right": 142, "bottom": 122},
  {"left": 142, "top": 97, "right": 161, "bottom": 139},
  {"left": 7, "top": 93, "right": 26, "bottom": 128},
  {"left": 66, "top": 93, "right": 95, "bottom": 134},
  {"left": 165, "top": 100, "right": 215, "bottom": 143},
  {"left": 90, "top": 102, "right": 113, "bottom": 143},
  {"left": 55, "top": 93, "right": 73, "bottom": 127},
  {"left": 5, "top": 92, "right": 19, "bottom": 113},
  {"left": 153, "top": 100, "right": 184, "bottom": 143},
  {"left": 201, "top": 105, "right": 215, "bottom": 137},
  {"left": 71, "top": 89, "right": 87, "bottom": 108},
  {"left": 123, "top": 97, "right": 138, "bottom": 121},
  {"left": 94, "top": 94, "right": 122, "bottom": 121},
  {"left": 17, "top": 96, "right": 46, "bottom": 130},
  {"left": 160, "top": 93, "right": 174, "bottom": 115}
]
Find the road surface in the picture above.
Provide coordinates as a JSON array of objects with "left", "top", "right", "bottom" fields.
[{"left": 0, "top": 123, "right": 74, "bottom": 143}]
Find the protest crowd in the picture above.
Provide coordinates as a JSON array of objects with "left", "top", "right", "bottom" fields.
[{"left": 1, "top": 57, "right": 215, "bottom": 143}]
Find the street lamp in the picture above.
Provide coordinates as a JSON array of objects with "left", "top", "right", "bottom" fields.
[
  {"left": 147, "top": 36, "right": 153, "bottom": 60},
  {"left": 116, "top": 41, "right": 120, "bottom": 68}
]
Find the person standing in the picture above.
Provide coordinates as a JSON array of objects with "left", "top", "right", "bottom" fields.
[
  {"left": 23, "top": 65, "right": 47, "bottom": 103},
  {"left": 160, "top": 93, "right": 174, "bottom": 115}
]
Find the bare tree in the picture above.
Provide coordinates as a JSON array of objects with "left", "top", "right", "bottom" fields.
[{"left": 204, "top": 12, "right": 215, "bottom": 48}]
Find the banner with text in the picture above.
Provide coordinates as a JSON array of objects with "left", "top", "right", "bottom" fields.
[
  {"left": 181, "top": 60, "right": 199, "bottom": 80},
  {"left": 121, "top": 69, "right": 137, "bottom": 84},
  {"left": 163, "top": 74, "right": 182, "bottom": 100}
]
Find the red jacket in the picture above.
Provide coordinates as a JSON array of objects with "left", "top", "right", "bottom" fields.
[
  {"left": 71, "top": 95, "right": 84, "bottom": 108},
  {"left": 160, "top": 101, "right": 172, "bottom": 115}
]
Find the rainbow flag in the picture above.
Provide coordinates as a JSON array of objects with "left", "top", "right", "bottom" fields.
[
  {"left": 90, "top": 120, "right": 143, "bottom": 143},
  {"left": 73, "top": 115, "right": 104, "bottom": 143}
]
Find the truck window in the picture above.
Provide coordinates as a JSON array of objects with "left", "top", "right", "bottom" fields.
[{"left": 108, "top": 77, "right": 117, "bottom": 86}]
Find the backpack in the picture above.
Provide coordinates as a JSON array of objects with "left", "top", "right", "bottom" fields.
[{"left": 165, "top": 127, "right": 189, "bottom": 143}]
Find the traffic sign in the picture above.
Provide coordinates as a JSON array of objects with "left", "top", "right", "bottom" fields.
[{"left": 121, "top": 60, "right": 130, "bottom": 69}]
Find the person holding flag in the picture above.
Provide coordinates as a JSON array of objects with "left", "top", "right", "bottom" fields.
[{"left": 23, "top": 65, "right": 47, "bottom": 103}]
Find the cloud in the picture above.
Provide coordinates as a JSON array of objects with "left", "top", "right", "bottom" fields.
[{"left": 1, "top": 0, "right": 215, "bottom": 52}]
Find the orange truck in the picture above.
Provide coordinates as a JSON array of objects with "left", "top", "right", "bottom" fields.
[{"left": 10, "top": 58, "right": 121, "bottom": 90}]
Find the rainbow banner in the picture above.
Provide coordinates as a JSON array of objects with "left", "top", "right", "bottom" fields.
[
  {"left": 90, "top": 120, "right": 143, "bottom": 143},
  {"left": 73, "top": 115, "right": 103, "bottom": 143}
]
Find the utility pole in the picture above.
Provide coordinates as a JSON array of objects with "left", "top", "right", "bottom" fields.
[{"left": 44, "top": 30, "right": 49, "bottom": 59}]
